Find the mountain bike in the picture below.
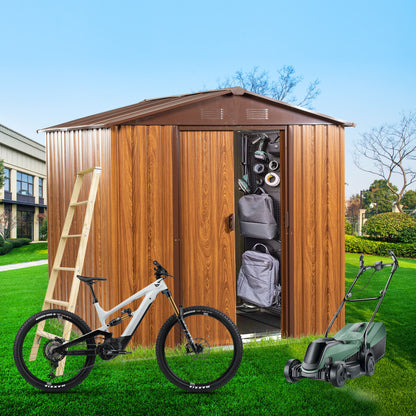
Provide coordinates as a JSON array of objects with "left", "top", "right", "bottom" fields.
[{"left": 13, "top": 261, "right": 243, "bottom": 393}]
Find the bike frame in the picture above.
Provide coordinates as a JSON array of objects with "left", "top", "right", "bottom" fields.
[
  {"left": 54, "top": 276, "right": 184, "bottom": 355},
  {"left": 94, "top": 277, "right": 171, "bottom": 337}
]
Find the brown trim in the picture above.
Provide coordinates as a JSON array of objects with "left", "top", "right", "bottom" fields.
[
  {"left": 285, "top": 125, "right": 295, "bottom": 337},
  {"left": 171, "top": 126, "right": 182, "bottom": 305},
  {"left": 280, "top": 127, "right": 288, "bottom": 338}
]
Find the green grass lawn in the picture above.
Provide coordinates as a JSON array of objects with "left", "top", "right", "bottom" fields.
[
  {"left": 0, "top": 253, "right": 415, "bottom": 416},
  {"left": 0, "top": 242, "right": 48, "bottom": 265}
]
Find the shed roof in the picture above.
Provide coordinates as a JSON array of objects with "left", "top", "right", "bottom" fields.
[{"left": 39, "top": 87, "right": 354, "bottom": 132}]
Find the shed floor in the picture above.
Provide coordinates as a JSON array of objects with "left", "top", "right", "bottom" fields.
[{"left": 236, "top": 307, "right": 280, "bottom": 336}]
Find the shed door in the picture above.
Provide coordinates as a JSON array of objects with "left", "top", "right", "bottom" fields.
[{"left": 179, "top": 131, "right": 236, "bottom": 322}]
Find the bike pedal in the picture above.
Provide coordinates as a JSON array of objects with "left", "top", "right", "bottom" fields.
[{"left": 117, "top": 350, "right": 131, "bottom": 355}]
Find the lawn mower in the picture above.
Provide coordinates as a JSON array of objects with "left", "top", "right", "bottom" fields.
[{"left": 284, "top": 250, "right": 399, "bottom": 387}]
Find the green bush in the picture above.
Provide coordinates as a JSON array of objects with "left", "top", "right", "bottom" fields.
[
  {"left": 345, "top": 234, "right": 416, "bottom": 258},
  {"left": 40, "top": 218, "right": 47, "bottom": 241},
  {"left": 7, "top": 238, "right": 31, "bottom": 248},
  {"left": 0, "top": 240, "right": 13, "bottom": 255},
  {"left": 345, "top": 218, "right": 353, "bottom": 235},
  {"left": 363, "top": 212, "right": 416, "bottom": 241},
  {"left": 397, "top": 224, "right": 416, "bottom": 244}
]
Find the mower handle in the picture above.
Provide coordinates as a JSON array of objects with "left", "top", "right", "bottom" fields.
[{"left": 361, "top": 250, "right": 398, "bottom": 271}]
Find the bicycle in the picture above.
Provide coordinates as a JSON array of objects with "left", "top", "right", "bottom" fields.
[{"left": 13, "top": 261, "right": 243, "bottom": 393}]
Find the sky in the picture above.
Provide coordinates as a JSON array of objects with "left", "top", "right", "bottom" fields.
[{"left": 1, "top": 0, "right": 415, "bottom": 198}]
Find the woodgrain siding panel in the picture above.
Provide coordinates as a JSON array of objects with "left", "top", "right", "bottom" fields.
[
  {"left": 180, "top": 131, "right": 236, "bottom": 322},
  {"left": 46, "top": 129, "right": 113, "bottom": 330},
  {"left": 46, "top": 126, "right": 175, "bottom": 346},
  {"left": 287, "top": 125, "right": 345, "bottom": 337}
]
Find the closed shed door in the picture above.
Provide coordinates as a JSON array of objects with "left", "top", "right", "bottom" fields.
[{"left": 179, "top": 131, "right": 236, "bottom": 322}]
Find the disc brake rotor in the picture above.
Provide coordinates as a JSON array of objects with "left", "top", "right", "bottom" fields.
[
  {"left": 43, "top": 338, "right": 65, "bottom": 363},
  {"left": 186, "top": 338, "right": 210, "bottom": 360}
]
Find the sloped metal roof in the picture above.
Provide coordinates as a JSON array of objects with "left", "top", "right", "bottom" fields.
[{"left": 39, "top": 87, "right": 354, "bottom": 132}]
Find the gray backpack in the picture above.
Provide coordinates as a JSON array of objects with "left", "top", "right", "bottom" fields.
[
  {"left": 238, "top": 188, "right": 278, "bottom": 240},
  {"left": 237, "top": 244, "right": 280, "bottom": 308}
]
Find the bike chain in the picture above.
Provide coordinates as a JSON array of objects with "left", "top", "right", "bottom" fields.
[{"left": 50, "top": 353, "right": 121, "bottom": 379}]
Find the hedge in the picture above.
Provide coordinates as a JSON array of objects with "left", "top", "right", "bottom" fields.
[
  {"left": 345, "top": 235, "right": 416, "bottom": 258},
  {"left": 0, "top": 241, "right": 13, "bottom": 255},
  {"left": 0, "top": 237, "right": 31, "bottom": 255}
]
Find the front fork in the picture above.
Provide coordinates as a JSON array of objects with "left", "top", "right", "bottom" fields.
[{"left": 163, "top": 289, "right": 198, "bottom": 353}]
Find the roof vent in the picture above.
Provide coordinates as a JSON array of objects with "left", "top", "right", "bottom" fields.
[
  {"left": 246, "top": 108, "right": 269, "bottom": 120},
  {"left": 201, "top": 108, "right": 224, "bottom": 120}
]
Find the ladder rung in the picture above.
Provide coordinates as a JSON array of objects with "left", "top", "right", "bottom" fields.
[
  {"left": 77, "top": 167, "right": 100, "bottom": 176},
  {"left": 62, "top": 234, "right": 83, "bottom": 238},
  {"left": 36, "top": 330, "right": 63, "bottom": 340},
  {"left": 45, "top": 298, "right": 70, "bottom": 307},
  {"left": 70, "top": 200, "right": 89, "bottom": 207},
  {"left": 54, "top": 267, "right": 77, "bottom": 272}
]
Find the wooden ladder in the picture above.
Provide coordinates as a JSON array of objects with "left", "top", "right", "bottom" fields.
[{"left": 30, "top": 167, "right": 101, "bottom": 374}]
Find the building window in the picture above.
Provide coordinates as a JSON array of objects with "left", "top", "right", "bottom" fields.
[
  {"left": 39, "top": 178, "right": 44, "bottom": 198},
  {"left": 17, "top": 171, "right": 34, "bottom": 196},
  {"left": 17, "top": 207, "right": 34, "bottom": 240},
  {"left": 4, "top": 168, "right": 10, "bottom": 192}
]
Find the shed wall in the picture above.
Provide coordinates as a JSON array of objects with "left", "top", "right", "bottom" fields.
[
  {"left": 46, "top": 126, "right": 176, "bottom": 346},
  {"left": 285, "top": 125, "right": 345, "bottom": 337}
]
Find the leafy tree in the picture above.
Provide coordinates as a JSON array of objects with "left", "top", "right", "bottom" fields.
[
  {"left": 355, "top": 112, "right": 416, "bottom": 212},
  {"left": 345, "top": 194, "right": 361, "bottom": 231},
  {"left": 361, "top": 179, "right": 397, "bottom": 217},
  {"left": 218, "top": 65, "right": 320, "bottom": 109},
  {"left": 0, "top": 160, "right": 4, "bottom": 189},
  {"left": 401, "top": 189, "right": 416, "bottom": 213}
]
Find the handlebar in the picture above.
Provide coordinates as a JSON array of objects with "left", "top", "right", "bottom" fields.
[
  {"left": 360, "top": 250, "right": 399, "bottom": 271},
  {"left": 153, "top": 260, "right": 172, "bottom": 279}
]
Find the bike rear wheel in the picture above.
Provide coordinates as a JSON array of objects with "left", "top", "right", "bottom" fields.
[
  {"left": 13, "top": 309, "right": 96, "bottom": 392},
  {"left": 155, "top": 306, "right": 243, "bottom": 392}
]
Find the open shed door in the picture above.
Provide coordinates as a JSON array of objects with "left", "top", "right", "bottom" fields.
[{"left": 179, "top": 131, "right": 236, "bottom": 322}]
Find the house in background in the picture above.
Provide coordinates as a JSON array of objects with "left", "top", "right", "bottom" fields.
[{"left": 0, "top": 124, "right": 47, "bottom": 240}]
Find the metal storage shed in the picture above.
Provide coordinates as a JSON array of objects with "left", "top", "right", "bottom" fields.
[{"left": 40, "top": 87, "right": 354, "bottom": 344}]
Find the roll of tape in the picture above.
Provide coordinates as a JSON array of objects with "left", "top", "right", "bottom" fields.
[
  {"left": 265, "top": 172, "right": 280, "bottom": 187},
  {"left": 269, "top": 160, "right": 279, "bottom": 171},
  {"left": 253, "top": 164, "right": 265, "bottom": 174}
]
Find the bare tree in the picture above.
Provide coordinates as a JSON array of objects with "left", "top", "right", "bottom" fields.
[
  {"left": 355, "top": 112, "right": 416, "bottom": 212},
  {"left": 218, "top": 65, "right": 320, "bottom": 109}
]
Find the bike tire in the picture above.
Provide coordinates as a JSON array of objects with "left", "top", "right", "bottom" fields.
[
  {"left": 13, "top": 309, "right": 96, "bottom": 392},
  {"left": 155, "top": 306, "right": 243, "bottom": 392}
]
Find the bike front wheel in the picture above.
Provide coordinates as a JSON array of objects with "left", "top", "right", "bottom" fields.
[
  {"left": 13, "top": 309, "right": 96, "bottom": 392},
  {"left": 155, "top": 306, "right": 243, "bottom": 392}
]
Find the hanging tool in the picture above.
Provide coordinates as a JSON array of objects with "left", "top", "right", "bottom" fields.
[
  {"left": 252, "top": 134, "right": 269, "bottom": 161},
  {"left": 238, "top": 134, "right": 251, "bottom": 193}
]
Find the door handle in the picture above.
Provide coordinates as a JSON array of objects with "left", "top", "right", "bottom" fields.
[{"left": 227, "top": 213, "right": 235, "bottom": 231}]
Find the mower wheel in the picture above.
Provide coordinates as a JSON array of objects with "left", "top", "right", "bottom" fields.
[
  {"left": 365, "top": 352, "right": 375, "bottom": 377},
  {"left": 330, "top": 362, "right": 347, "bottom": 387},
  {"left": 284, "top": 359, "right": 301, "bottom": 383}
]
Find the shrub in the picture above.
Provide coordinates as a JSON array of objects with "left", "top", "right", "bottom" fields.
[
  {"left": 397, "top": 224, "right": 416, "bottom": 244},
  {"left": 345, "top": 234, "right": 416, "bottom": 258},
  {"left": 345, "top": 218, "right": 353, "bottom": 235},
  {"left": 7, "top": 238, "right": 31, "bottom": 248},
  {"left": 40, "top": 218, "right": 48, "bottom": 241},
  {"left": 362, "top": 212, "right": 416, "bottom": 241},
  {"left": 0, "top": 240, "right": 13, "bottom": 255}
]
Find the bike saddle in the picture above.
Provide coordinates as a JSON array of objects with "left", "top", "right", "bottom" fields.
[{"left": 76, "top": 275, "right": 107, "bottom": 284}]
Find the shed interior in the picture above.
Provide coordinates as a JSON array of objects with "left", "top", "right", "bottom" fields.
[{"left": 234, "top": 130, "right": 283, "bottom": 338}]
